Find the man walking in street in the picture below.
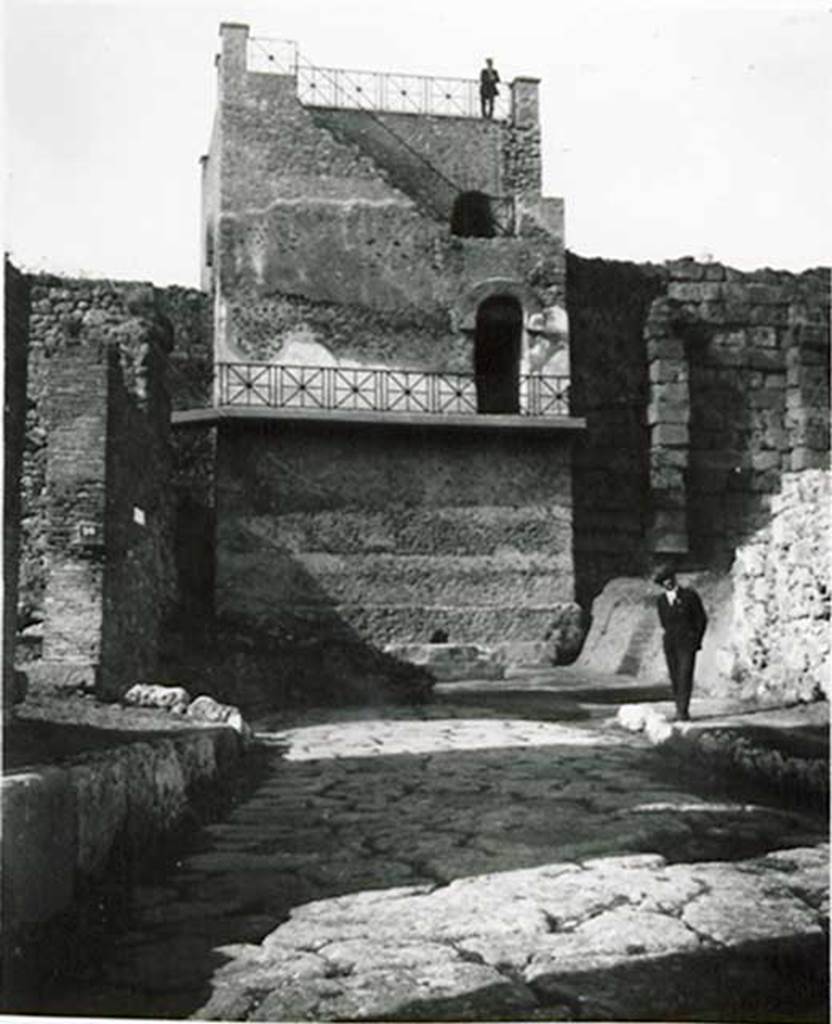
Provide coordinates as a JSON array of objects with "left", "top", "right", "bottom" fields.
[
  {"left": 479, "top": 58, "right": 500, "bottom": 119},
  {"left": 654, "top": 565, "right": 708, "bottom": 721}
]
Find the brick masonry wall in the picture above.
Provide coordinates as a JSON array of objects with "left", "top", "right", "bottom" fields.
[
  {"left": 4, "top": 261, "right": 30, "bottom": 708},
  {"left": 726, "top": 470, "right": 830, "bottom": 702},
  {"left": 19, "top": 275, "right": 210, "bottom": 696},
  {"left": 215, "top": 420, "right": 578, "bottom": 664}
]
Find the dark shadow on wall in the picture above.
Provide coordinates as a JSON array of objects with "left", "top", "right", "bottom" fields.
[
  {"left": 450, "top": 190, "right": 496, "bottom": 238},
  {"left": 160, "top": 516, "right": 434, "bottom": 716},
  {"left": 681, "top": 321, "right": 756, "bottom": 570},
  {"left": 566, "top": 253, "right": 667, "bottom": 610}
]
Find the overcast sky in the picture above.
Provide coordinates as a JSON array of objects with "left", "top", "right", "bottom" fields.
[{"left": 3, "top": 0, "right": 830, "bottom": 286}]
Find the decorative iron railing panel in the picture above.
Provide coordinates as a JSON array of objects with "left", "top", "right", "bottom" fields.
[
  {"left": 217, "top": 364, "right": 570, "bottom": 417},
  {"left": 247, "top": 38, "right": 510, "bottom": 120},
  {"left": 247, "top": 37, "right": 299, "bottom": 75}
]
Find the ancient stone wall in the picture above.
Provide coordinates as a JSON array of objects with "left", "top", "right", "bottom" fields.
[
  {"left": 18, "top": 275, "right": 212, "bottom": 696},
  {"left": 659, "top": 260, "right": 830, "bottom": 566},
  {"left": 566, "top": 254, "right": 665, "bottom": 606},
  {"left": 4, "top": 261, "right": 30, "bottom": 708},
  {"left": 726, "top": 470, "right": 830, "bottom": 703},
  {"left": 206, "top": 25, "right": 565, "bottom": 375},
  {"left": 567, "top": 254, "right": 830, "bottom": 610},
  {"left": 215, "top": 419, "right": 578, "bottom": 662},
  {"left": 311, "top": 109, "right": 503, "bottom": 221}
]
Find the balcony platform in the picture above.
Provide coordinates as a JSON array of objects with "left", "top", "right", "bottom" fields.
[{"left": 171, "top": 405, "right": 586, "bottom": 432}]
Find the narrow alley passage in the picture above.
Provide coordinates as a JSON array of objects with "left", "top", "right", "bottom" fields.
[{"left": 34, "top": 676, "right": 829, "bottom": 1022}]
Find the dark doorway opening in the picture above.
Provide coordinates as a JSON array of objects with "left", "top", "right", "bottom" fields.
[
  {"left": 450, "top": 191, "right": 496, "bottom": 238},
  {"left": 474, "top": 296, "right": 522, "bottom": 413}
]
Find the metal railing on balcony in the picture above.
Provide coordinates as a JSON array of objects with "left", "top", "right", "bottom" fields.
[
  {"left": 247, "top": 37, "right": 510, "bottom": 120},
  {"left": 216, "top": 363, "right": 571, "bottom": 418}
]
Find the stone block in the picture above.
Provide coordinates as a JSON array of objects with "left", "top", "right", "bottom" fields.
[
  {"left": 747, "top": 283, "right": 790, "bottom": 304},
  {"left": 748, "top": 350, "right": 784, "bottom": 372},
  {"left": 749, "top": 389, "right": 783, "bottom": 410},
  {"left": 705, "top": 349, "right": 747, "bottom": 368},
  {"left": 651, "top": 490, "right": 687, "bottom": 511},
  {"left": 647, "top": 400, "right": 689, "bottom": 426},
  {"left": 749, "top": 468, "right": 780, "bottom": 492},
  {"left": 790, "top": 448, "right": 829, "bottom": 472},
  {"left": 703, "top": 263, "right": 726, "bottom": 281},
  {"left": 650, "top": 448, "right": 688, "bottom": 470},
  {"left": 750, "top": 304, "right": 789, "bottom": 326},
  {"left": 666, "top": 258, "right": 705, "bottom": 281},
  {"left": 648, "top": 360, "right": 689, "bottom": 385},
  {"left": 748, "top": 326, "right": 779, "bottom": 348},
  {"left": 668, "top": 281, "right": 721, "bottom": 302},
  {"left": 713, "top": 329, "right": 747, "bottom": 350},
  {"left": 1, "top": 768, "right": 77, "bottom": 930},
  {"left": 648, "top": 528, "right": 689, "bottom": 554},
  {"left": 651, "top": 422, "right": 688, "bottom": 447},
  {"left": 646, "top": 337, "right": 685, "bottom": 361},
  {"left": 751, "top": 450, "right": 781, "bottom": 472},
  {"left": 698, "top": 301, "right": 728, "bottom": 323}
]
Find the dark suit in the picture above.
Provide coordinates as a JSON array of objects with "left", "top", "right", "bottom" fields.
[
  {"left": 657, "top": 586, "right": 707, "bottom": 719},
  {"left": 479, "top": 67, "right": 500, "bottom": 118}
]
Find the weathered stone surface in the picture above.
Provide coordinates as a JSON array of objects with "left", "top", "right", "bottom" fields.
[
  {"left": 195, "top": 841, "right": 827, "bottom": 1021},
  {"left": 186, "top": 694, "right": 249, "bottom": 736},
  {"left": 124, "top": 682, "right": 190, "bottom": 712},
  {"left": 726, "top": 469, "right": 830, "bottom": 702},
  {"left": 385, "top": 642, "right": 505, "bottom": 681}
]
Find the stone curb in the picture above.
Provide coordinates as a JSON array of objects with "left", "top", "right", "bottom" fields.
[
  {"left": 616, "top": 702, "right": 829, "bottom": 807},
  {"left": 1, "top": 725, "right": 246, "bottom": 939}
]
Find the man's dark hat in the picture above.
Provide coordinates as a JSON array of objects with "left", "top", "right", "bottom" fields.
[{"left": 653, "top": 564, "right": 676, "bottom": 585}]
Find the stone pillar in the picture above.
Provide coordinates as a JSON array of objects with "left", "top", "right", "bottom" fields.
[
  {"left": 510, "top": 77, "right": 540, "bottom": 127},
  {"left": 504, "top": 78, "right": 543, "bottom": 200},
  {"left": 218, "top": 21, "right": 249, "bottom": 101},
  {"left": 4, "top": 261, "right": 30, "bottom": 711},
  {"left": 785, "top": 302, "right": 830, "bottom": 472},
  {"left": 645, "top": 298, "right": 689, "bottom": 554},
  {"left": 39, "top": 340, "right": 113, "bottom": 691}
]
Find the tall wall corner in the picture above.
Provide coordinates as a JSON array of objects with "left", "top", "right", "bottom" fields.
[
  {"left": 645, "top": 297, "right": 690, "bottom": 555},
  {"left": 218, "top": 21, "right": 250, "bottom": 99}
]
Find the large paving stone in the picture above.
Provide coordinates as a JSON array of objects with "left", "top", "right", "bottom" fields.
[{"left": 248, "top": 961, "right": 538, "bottom": 1022}]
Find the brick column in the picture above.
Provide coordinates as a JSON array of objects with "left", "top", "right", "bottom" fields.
[
  {"left": 645, "top": 298, "right": 689, "bottom": 554},
  {"left": 785, "top": 303, "right": 830, "bottom": 471},
  {"left": 39, "top": 340, "right": 113, "bottom": 690},
  {"left": 4, "top": 262, "right": 30, "bottom": 711}
]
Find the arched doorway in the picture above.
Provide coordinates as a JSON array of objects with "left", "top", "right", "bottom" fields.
[
  {"left": 450, "top": 191, "right": 495, "bottom": 238},
  {"left": 474, "top": 296, "right": 522, "bottom": 413}
]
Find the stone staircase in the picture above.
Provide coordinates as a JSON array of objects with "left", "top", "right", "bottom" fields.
[{"left": 310, "top": 108, "right": 458, "bottom": 223}]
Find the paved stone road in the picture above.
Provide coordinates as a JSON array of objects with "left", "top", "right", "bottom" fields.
[{"left": 39, "top": 677, "right": 829, "bottom": 1021}]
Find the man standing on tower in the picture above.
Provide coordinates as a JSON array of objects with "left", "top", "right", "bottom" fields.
[
  {"left": 654, "top": 566, "right": 708, "bottom": 721},
  {"left": 479, "top": 58, "right": 500, "bottom": 118}
]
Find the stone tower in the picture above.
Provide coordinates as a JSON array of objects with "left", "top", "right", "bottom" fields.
[{"left": 199, "top": 23, "right": 585, "bottom": 663}]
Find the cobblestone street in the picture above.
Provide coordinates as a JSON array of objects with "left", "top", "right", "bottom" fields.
[{"left": 36, "top": 674, "right": 829, "bottom": 1021}]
